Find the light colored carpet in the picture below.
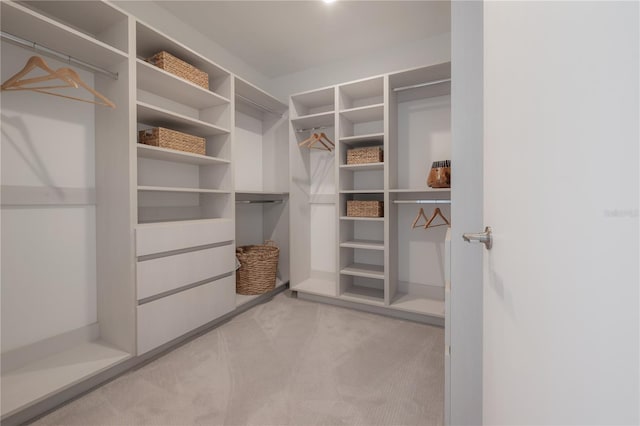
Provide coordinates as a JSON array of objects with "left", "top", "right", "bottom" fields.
[{"left": 32, "top": 292, "right": 444, "bottom": 426}]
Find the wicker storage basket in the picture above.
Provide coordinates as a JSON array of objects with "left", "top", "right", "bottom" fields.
[
  {"left": 138, "top": 127, "right": 206, "bottom": 156},
  {"left": 347, "top": 200, "right": 384, "bottom": 217},
  {"left": 235, "top": 241, "right": 280, "bottom": 295},
  {"left": 347, "top": 146, "right": 383, "bottom": 165},
  {"left": 147, "top": 51, "right": 209, "bottom": 89}
]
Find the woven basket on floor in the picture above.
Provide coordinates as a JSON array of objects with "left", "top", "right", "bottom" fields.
[
  {"left": 347, "top": 200, "right": 384, "bottom": 217},
  {"left": 236, "top": 241, "right": 279, "bottom": 295},
  {"left": 138, "top": 127, "right": 206, "bottom": 155},
  {"left": 146, "top": 51, "right": 209, "bottom": 89},
  {"left": 346, "top": 146, "right": 383, "bottom": 165}
]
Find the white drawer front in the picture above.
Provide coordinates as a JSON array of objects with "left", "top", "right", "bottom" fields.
[
  {"left": 137, "top": 243, "right": 234, "bottom": 300},
  {"left": 137, "top": 275, "right": 235, "bottom": 354},
  {"left": 136, "top": 219, "right": 234, "bottom": 256}
]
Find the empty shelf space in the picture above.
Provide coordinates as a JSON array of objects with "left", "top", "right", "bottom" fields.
[
  {"left": 339, "top": 189, "right": 384, "bottom": 194},
  {"left": 291, "top": 278, "right": 336, "bottom": 298},
  {"left": 340, "top": 263, "right": 384, "bottom": 280},
  {"left": 137, "top": 60, "right": 229, "bottom": 109},
  {"left": 137, "top": 102, "right": 230, "bottom": 137},
  {"left": 137, "top": 144, "right": 230, "bottom": 165},
  {"left": 340, "top": 163, "right": 384, "bottom": 171},
  {"left": 235, "top": 190, "right": 289, "bottom": 196},
  {"left": 340, "top": 104, "right": 384, "bottom": 123},
  {"left": 138, "top": 186, "right": 231, "bottom": 194},
  {"left": 1, "top": 341, "right": 130, "bottom": 417},
  {"left": 340, "top": 216, "right": 384, "bottom": 222},
  {"left": 340, "top": 285, "right": 385, "bottom": 306},
  {"left": 1, "top": 2, "right": 128, "bottom": 69},
  {"left": 390, "top": 188, "right": 451, "bottom": 194},
  {"left": 391, "top": 293, "right": 445, "bottom": 318},
  {"left": 290, "top": 111, "right": 335, "bottom": 130},
  {"left": 235, "top": 77, "right": 287, "bottom": 116},
  {"left": 340, "top": 239, "right": 384, "bottom": 251},
  {"left": 340, "top": 133, "right": 384, "bottom": 147},
  {"left": 236, "top": 278, "right": 285, "bottom": 307}
]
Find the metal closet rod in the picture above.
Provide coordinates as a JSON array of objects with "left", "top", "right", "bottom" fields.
[
  {"left": 393, "top": 78, "right": 451, "bottom": 93},
  {"left": 1, "top": 31, "right": 119, "bottom": 80},
  {"left": 393, "top": 200, "right": 451, "bottom": 204},
  {"left": 236, "top": 94, "right": 285, "bottom": 117},
  {"left": 236, "top": 200, "right": 284, "bottom": 204}
]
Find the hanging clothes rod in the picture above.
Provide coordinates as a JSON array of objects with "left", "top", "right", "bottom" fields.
[
  {"left": 236, "top": 200, "right": 284, "bottom": 204},
  {"left": 393, "top": 199, "right": 451, "bottom": 205},
  {"left": 393, "top": 78, "right": 451, "bottom": 93},
  {"left": 236, "top": 94, "right": 285, "bottom": 117},
  {"left": 0, "top": 31, "right": 119, "bottom": 80},
  {"left": 295, "top": 126, "right": 330, "bottom": 133}
]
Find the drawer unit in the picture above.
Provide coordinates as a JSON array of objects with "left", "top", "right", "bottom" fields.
[
  {"left": 137, "top": 275, "right": 235, "bottom": 354},
  {"left": 136, "top": 218, "right": 234, "bottom": 257},
  {"left": 137, "top": 243, "right": 234, "bottom": 300}
]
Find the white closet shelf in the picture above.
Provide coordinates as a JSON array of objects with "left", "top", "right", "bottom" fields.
[
  {"left": 235, "top": 77, "right": 287, "bottom": 116},
  {"left": 339, "top": 76, "right": 384, "bottom": 102},
  {"left": 339, "top": 189, "right": 384, "bottom": 194},
  {"left": 340, "top": 133, "right": 384, "bottom": 147},
  {"left": 340, "top": 163, "right": 384, "bottom": 171},
  {"left": 235, "top": 278, "right": 286, "bottom": 307},
  {"left": 291, "top": 278, "right": 336, "bottom": 298},
  {"left": 136, "top": 21, "right": 230, "bottom": 81},
  {"left": 340, "top": 216, "right": 384, "bottom": 222},
  {"left": 390, "top": 188, "right": 451, "bottom": 194},
  {"left": 291, "top": 86, "right": 335, "bottom": 109},
  {"left": 291, "top": 111, "right": 335, "bottom": 130},
  {"left": 340, "top": 285, "right": 385, "bottom": 306},
  {"left": 136, "top": 217, "right": 232, "bottom": 230},
  {"left": 340, "top": 239, "right": 384, "bottom": 251},
  {"left": 235, "top": 190, "right": 289, "bottom": 196},
  {"left": 1, "top": 1, "right": 128, "bottom": 69},
  {"left": 340, "top": 104, "right": 384, "bottom": 123},
  {"left": 0, "top": 341, "right": 130, "bottom": 418},
  {"left": 137, "top": 102, "right": 230, "bottom": 137},
  {"left": 391, "top": 293, "right": 445, "bottom": 318},
  {"left": 137, "top": 60, "right": 229, "bottom": 109},
  {"left": 340, "top": 263, "right": 384, "bottom": 280},
  {"left": 138, "top": 186, "right": 231, "bottom": 194},
  {"left": 137, "top": 144, "right": 230, "bottom": 166}
]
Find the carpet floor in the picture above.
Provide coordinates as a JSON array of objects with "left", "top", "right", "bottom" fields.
[{"left": 32, "top": 292, "right": 444, "bottom": 426}]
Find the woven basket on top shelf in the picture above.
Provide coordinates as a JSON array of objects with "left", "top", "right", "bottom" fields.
[
  {"left": 146, "top": 51, "right": 209, "bottom": 89},
  {"left": 138, "top": 127, "right": 206, "bottom": 156},
  {"left": 347, "top": 146, "right": 383, "bottom": 165},
  {"left": 235, "top": 241, "right": 280, "bottom": 295},
  {"left": 347, "top": 200, "right": 384, "bottom": 217}
]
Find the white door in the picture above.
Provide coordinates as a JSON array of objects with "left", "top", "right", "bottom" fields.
[{"left": 477, "top": 1, "right": 639, "bottom": 424}]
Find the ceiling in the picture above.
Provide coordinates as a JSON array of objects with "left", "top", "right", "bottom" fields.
[{"left": 155, "top": 1, "right": 451, "bottom": 78}]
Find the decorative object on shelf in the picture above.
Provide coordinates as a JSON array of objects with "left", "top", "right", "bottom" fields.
[
  {"left": 347, "top": 200, "right": 384, "bottom": 217},
  {"left": 427, "top": 160, "right": 451, "bottom": 188},
  {"left": 347, "top": 146, "right": 383, "bottom": 165},
  {"left": 1, "top": 55, "right": 116, "bottom": 108},
  {"left": 298, "top": 132, "right": 334, "bottom": 151},
  {"left": 235, "top": 240, "right": 280, "bottom": 295},
  {"left": 138, "top": 127, "right": 205, "bottom": 155},
  {"left": 146, "top": 51, "right": 208, "bottom": 89},
  {"left": 412, "top": 207, "right": 450, "bottom": 229}
]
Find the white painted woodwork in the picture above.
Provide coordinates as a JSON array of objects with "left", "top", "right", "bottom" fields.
[
  {"left": 136, "top": 276, "right": 236, "bottom": 354},
  {"left": 137, "top": 144, "right": 230, "bottom": 166},
  {"left": 0, "top": 2, "right": 128, "bottom": 69},
  {"left": 136, "top": 218, "right": 234, "bottom": 256},
  {"left": 290, "top": 111, "right": 335, "bottom": 130},
  {"left": 340, "top": 104, "right": 384, "bottom": 123},
  {"left": 137, "top": 243, "right": 235, "bottom": 300},
  {"left": 483, "top": 2, "right": 638, "bottom": 424},
  {"left": 137, "top": 101, "right": 230, "bottom": 137}
]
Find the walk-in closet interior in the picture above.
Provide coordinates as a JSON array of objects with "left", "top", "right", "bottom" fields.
[{"left": 0, "top": 1, "right": 452, "bottom": 424}]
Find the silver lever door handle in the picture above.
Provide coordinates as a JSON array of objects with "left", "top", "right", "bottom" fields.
[{"left": 463, "top": 226, "right": 493, "bottom": 250}]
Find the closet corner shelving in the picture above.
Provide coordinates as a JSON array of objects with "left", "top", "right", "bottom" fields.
[
  {"left": 233, "top": 76, "right": 290, "bottom": 307},
  {"left": 290, "top": 63, "right": 452, "bottom": 323}
]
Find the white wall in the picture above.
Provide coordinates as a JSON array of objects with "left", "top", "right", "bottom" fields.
[
  {"left": 112, "top": 0, "right": 272, "bottom": 91},
  {"left": 268, "top": 33, "right": 451, "bottom": 100},
  {"left": 1, "top": 42, "right": 98, "bottom": 352}
]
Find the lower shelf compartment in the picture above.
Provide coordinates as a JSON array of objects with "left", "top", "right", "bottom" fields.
[
  {"left": 391, "top": 293, "right": 445, "bottom": 318},
  {"left": 235, "top": 278, "right": 286, "bottom": 307},
  {"left": 291, "top": 277, "right": 336, "bottom": 297},
  {"left": 1, "top": 341, "right": 131, "bottom": 418},
  {"left": 340, "top": 284, "right": 385, "bottom": 306}
]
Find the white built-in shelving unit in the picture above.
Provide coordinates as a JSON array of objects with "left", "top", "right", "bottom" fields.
[{"left": 290, "top": 63, "right": 451, "bottom": 321}]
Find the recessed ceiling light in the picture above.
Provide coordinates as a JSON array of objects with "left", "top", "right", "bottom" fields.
[{"left": 323, "top": 0, "right": 336, "bottom": 4}]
